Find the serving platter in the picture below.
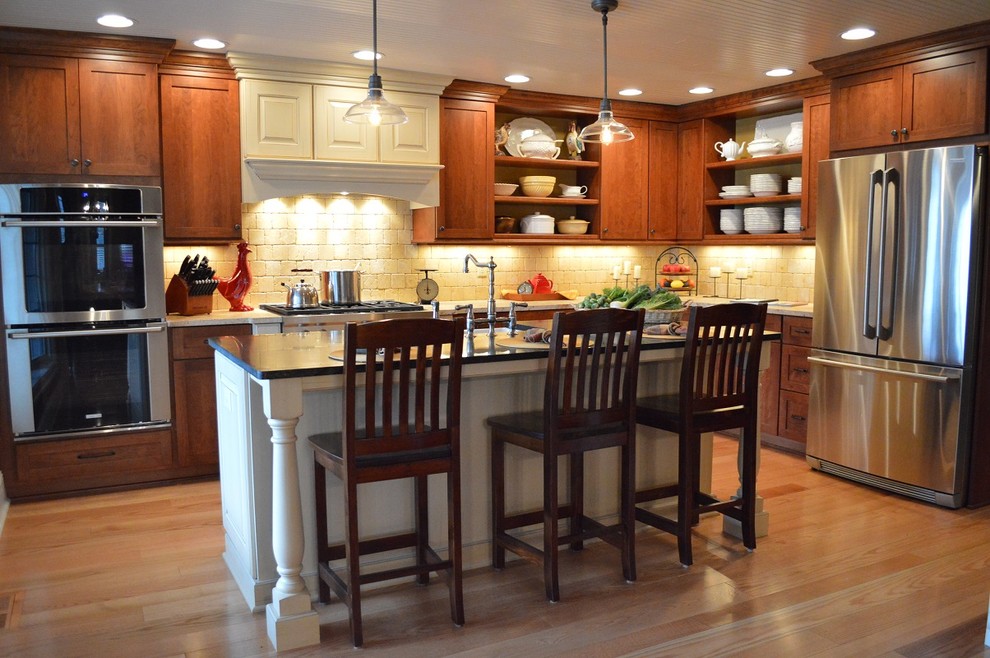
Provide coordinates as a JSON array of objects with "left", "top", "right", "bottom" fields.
[{"left": 506, "top": 117, "right": 556, "bottom": 157}]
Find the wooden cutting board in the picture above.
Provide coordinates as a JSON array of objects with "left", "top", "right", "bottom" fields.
[{"left": 501, "top": 289, "right": 578, "bottom": 301}]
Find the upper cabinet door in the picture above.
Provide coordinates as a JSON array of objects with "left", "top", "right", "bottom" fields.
[
  {"left": 901, "top": 49, "right": 987, "bottom": 143},
  {"left": 829, "top": 66, "right": 902, "bottom": 151},
  {"left": 241, "top": 79, "right": 314, "bottom": 158},
  {"left": 0, "top": 54, "right": 81, "bottom": 175},
  {"left": 648, "top": 121, "right": 678, "bottom": 241},
  {"left": 313, "top": 85, "right": 377, "bottom": 161},
  {"left": 598, "top": 116, "right": 649, "bottom": 241},
  {"left": 377, "top": 91, "right": 439, "bottom": 164}
]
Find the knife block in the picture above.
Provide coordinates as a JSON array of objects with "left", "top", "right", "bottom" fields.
[{"left": 165, "top": 275, "right": 213, "bottom": 316}]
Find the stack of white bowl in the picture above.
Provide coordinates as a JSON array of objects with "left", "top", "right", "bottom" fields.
[
  {"left": 743, "top": 206, "right": 784, "bottom": 234},
  {"left": 720, "top": 208, "right": 743, "bottom": 234},
  {"left": 784, "top": 207, "right": 802, "bottom": 233},
  {"left": 787, "top": 177, "right": 802, "bottom": 194},
  {"left": 750, "top": 173, "right": 782, "bottom": 196},
  {"left": 719, "top": 184, "right": 751, "bottom": 199}
]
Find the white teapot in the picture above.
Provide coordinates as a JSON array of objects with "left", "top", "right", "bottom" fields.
[
  {"left": 747, "top": 129, "right": 782, "bottom": 158},
  {"left": 518, "top": 133, "right": 561, "bottom": 159},
  {"left": 714, "top": 138, "right": 745, "bottom": 161}
]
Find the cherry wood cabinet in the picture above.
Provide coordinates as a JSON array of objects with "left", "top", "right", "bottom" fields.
[
  {"left": 0, "top": 55, "right": 161, "bottom": 177},
  {"left": 799, "top": 94, "right": 830, "bottom": 239},
  {"left": 170, "top": 323, "right": 253, "bottom": 470},
  {"left": 598, "top": 117, "right": 649, "bottom": 240},
  {"left": 647, "top": 121, "right": 679, "bottom": 241},
  {"left": 760, "top": 315, "right": 812, "bottom": 452},
  {"left": 829, "top": 49, "right": 987, "bottom": 151},
  {"left": 759, "top": 315, "right": 783, "bottom": 438},
  {"left": 160, "top": 53, "right": 242, "bottom": 244},
  {"left": 413, "top": 98, "right": 493, "bottom": 241}
]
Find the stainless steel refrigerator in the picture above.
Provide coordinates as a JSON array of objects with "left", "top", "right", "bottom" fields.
[{"left": 808, "top": 144, "right": 986, "bottom": 508}]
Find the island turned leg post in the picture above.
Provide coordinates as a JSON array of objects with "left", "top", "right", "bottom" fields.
[{"left": 261, "top": 378, "right": 320, "bottom": 651}]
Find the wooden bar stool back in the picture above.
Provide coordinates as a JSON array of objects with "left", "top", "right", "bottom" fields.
[
  {"left": 487, "top": 307, "right": 645, "bottom": 602},
  {"left": 635, "top": 302, "right": 768, "bottom": 567},
  {"left": 309, "top": 317, "right": 465, "bottom": 647}
]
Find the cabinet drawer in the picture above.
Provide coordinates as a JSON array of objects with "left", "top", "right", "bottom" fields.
[
  {"left": 15, "top": 429, "right": 173, "bottom": 482},
  {"left": 171, "top": 323, "right": 252, "bottom": 360},
  {"left": 781, "top": 344, "right": 811, "bottom": 394},
  {"left": 778, "top": 390, "right": 809, "bottom": 444},
  {"left": 782, "top": 316, "right": 813, "bottom": 347}
]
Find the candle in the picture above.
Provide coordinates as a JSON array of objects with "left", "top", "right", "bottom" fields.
[
  {"left": 623, "top": 260, "right": 631, "bottom": 275},
  {"left": 633, "top": 264, "right": 642, "bottom": 279},
  {"left": 709, "top": 266, "right": 722, "bottom": 278},
  {"left": 724, "top": 260, "right": 735, "bottom": 272},
  {"left": 736, "top": 266, "right": 749, "bottom": 279},
  {"left": 612, "top": 265, "right": 621, "bottom": 279}
]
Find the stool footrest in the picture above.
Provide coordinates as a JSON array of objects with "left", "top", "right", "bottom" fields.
[{"left": 501, "top": 504, "right": 575, "bottom": 531}]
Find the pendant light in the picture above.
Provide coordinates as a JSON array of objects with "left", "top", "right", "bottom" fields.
[
  {"left": 344, "top": 0, "right": 408, "bottom": 126},
  {"left": 579, "top": 0, "right": 633, "bottom": 144}
]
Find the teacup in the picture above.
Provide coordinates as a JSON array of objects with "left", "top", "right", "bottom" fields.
[{"left": 559, "top": 184, "right": 588, "bottom": 197}]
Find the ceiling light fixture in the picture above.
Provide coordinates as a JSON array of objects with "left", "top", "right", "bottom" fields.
[
  {"left": 96, "top": 14, "right": 134, "bottom": 28},
  {"left": 618, "top": 88, "right": 642, "bottom": 97},
  {"left": 765, "top": 68, "right": 794, "bottom": 77},
  {"left": 841, "top": 27, "right": 876, "bottom": 40},
  {"left": 579, "top": 0, "right": 633, "bottom": 145},
  {"left": 352, "top": 50, "right": 380, "bottom": 61},
  {"left": 193, "top": 38, "right": 226, "bottom": 50},
  {"left": 689, "top": 86, "right": 714, "bottom": 95},
  {"left": 343, "top": 0, "right": 408, "bottom": 127},
  {"left": 504, "top": 74, "right": 530, "bottom": 84}
]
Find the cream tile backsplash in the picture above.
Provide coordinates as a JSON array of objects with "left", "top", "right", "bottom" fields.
[{"left": 164, "top": 195, "right": 815, "bottom": 308}]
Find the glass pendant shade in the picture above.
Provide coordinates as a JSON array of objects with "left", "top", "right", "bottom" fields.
[
  {"left": 579, "top": 0, "right": 633, "bottom": 144},
  {"left": 344, "top": 0, "right": 408, "bottom": 126},
  {"left": 343, "top": 74, "right": 408, "bottom": 126}
]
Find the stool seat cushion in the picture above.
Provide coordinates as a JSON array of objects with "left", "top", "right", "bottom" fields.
[{"left": 310, "top": 431, "right": 451, "bottom": 468}]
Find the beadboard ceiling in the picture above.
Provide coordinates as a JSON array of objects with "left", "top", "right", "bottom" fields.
[{"left": 4, "top": 0, "right": 990, "bottom": 105}]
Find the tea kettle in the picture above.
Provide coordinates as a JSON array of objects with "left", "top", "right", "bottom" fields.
[
  {"left": 528, "top": 273, "right": 554, "bottom": 294},
  {"left": 282, "top": 278, "right": 320, "bottom": 308}
]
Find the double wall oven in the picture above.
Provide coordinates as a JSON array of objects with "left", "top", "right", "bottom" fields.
[{"left": 0, "top": 184, "right": 170, "bottom": 441}]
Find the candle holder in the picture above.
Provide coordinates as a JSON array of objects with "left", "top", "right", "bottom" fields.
[
  {"left": 709, "top": 273, "right": 721, "bottom": 297},
  {"left": 734, "top": 271, "right": 750, "bottom": 299},
  {"left": 633, "top": 277, "right": 640, "bottom": 288},
  {"left": 721, "top": 265, "right": 735, "bottom": 299}
]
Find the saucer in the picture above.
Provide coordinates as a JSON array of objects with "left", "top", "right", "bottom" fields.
[{"left": 560, "top": 193, "right": 586, "bottom": 199}]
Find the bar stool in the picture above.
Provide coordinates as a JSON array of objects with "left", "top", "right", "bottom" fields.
[
  {"left": 487, "top": 307, "right": 645, "bottom": 602},
  {"left": 635, "top": 302, "right": 768, "bottom": 567},
  {"left": 309, "top": 317, "right": 465, "bottom": 647}
]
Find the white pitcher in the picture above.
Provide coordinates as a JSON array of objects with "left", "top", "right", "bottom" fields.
[{"left": 714, "top": 138, "right": 746, "bottom": 161}]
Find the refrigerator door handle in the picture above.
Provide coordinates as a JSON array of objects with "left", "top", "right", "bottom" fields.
[
  {"left": 807, "top": 356, "right": 959, "bottom": 383},
  {"left": 862, "top": 169, "right": 884, "bottom": 340},
  {"left": 877, "top": 167, "right": 900, "bottom": 341}
]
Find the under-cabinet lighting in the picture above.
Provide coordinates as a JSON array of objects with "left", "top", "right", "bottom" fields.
[
  {"left": 618, "top": 88, "right": 642, "bottom": 96},
  {"left": 504, "top": 74, "right": 530, "bottom": 84},
  {"left": 841, "top": 27, "right": 876, "bottom": 40},
  {"left": 97, "top": 14, "right": 134, "bottom": 28},
  {"left": 689, "top": 86, "right": 714, "bottom": 95}
]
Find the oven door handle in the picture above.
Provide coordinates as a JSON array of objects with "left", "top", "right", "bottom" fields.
[
  {"left": 1, "top": 219, "right": 161, "bottom": 228},
  {"left": 8, "top": 325, "right": 166, "bottom": 339}
]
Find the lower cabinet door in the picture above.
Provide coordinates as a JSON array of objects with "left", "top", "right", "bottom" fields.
[
  {"left": 173, "top": 357, "right": 222, "bottom": 468},
  {"left": 778, "top": 390, "right": 809, "bottom": 444}
]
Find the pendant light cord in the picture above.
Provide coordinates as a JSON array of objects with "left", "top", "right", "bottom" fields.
[
  {"left": 372, "top": 0, "right": 380, "bottom": 79},
  {"left": 600, "top": 7, "right": 609, "bottom": 102}
]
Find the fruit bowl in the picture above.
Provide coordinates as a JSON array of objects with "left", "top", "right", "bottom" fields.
[{"left": 519, "top": 175, "right": 556, "bottom": 198}]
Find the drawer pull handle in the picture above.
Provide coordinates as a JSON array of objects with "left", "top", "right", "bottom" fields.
[
  {"left": 77, "top": 450, "right": 116, "bottom": 460},
  {"left": 790, "top": 414, "right": 806, "bottom": 422},
  {"left": 792, "top": 328, "right": 811, "bottom": 335},
  {"left": 793, "top": 367, "right": 809, "bottom": 374}
]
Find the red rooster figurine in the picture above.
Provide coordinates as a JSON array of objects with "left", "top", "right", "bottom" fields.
[{"left": 216, "top": 242, "right": 254, "bottom": 311}]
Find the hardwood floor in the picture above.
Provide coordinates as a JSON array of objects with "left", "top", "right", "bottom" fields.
[{"left": 1, "top": 437, "right": 989, "bottom": 657}]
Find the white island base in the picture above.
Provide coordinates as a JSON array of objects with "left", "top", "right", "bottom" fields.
[{"left": 213, "top": 332, "right": 770, "bottom": 650}]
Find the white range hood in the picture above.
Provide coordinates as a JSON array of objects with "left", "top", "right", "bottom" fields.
[{"left": 229, "top": 53, "right": 451, "bottom": 208}]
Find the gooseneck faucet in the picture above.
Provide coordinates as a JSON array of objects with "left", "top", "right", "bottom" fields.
[{"left": 463, "top": 253, "right": 498, "bottom": 337}]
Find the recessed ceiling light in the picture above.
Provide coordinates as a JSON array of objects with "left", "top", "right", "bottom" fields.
[
  {"left": 841, "top": 27, "right": 876, "bottom": 40},
  {"left": 765, "top": 68, "right": 794, "bottom": 77},
  {"left": 97, "top": 14, "right": 134, "bottom": 28},
  {"left": 193, "top": 38, "right": 226, "bottom": 50},
  {"left": 689, "top": 86, "right": 714, "bottom": 95},
  {"left": 618, "top": 88, "right": 642, "bottom": 97},
  {"left": 504, "top": 74, "right": 530, "bottom": 84},
  {"left": 352, "top": 50, "right": 381, "bottom": 61}
]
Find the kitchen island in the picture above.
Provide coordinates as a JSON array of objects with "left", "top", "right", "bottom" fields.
[{"left": 210, "top": 326, "right": 776, "bottom": 651}]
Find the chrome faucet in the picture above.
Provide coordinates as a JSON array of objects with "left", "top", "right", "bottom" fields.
[{"left": 463, "top": 254, "right": 499, "bottom": 337}]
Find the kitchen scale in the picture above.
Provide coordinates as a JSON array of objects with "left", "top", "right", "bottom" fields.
[{"left": 416, "top": 268, "right": 439, "bottom": 303}]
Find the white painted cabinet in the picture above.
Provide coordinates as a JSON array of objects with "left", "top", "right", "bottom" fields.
[{"left": 243, "top": 79, "right": 439, "bottom": 165}]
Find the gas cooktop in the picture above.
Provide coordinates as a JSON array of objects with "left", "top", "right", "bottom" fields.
[{"left": 260, "top": 301, "right": 426, "bottom": 316}]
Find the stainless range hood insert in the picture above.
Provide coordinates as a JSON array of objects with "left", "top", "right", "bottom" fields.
[{"left": 230, "top": 53, "right": 451, "bottom": 208}]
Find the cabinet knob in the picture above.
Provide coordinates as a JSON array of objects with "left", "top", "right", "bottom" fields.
[
  {"left": 69, "top": 158, "right": 80, "bottom": 167},
  {"left": 603, "top": 227, "right": 609, "bottom": 233},
  {"left": 890, "top": 129, "right": 899, "bottom": 138},
  {"left": 900, "top": 128, "right": 909, "bottom": 137},
  {"left": 233, "top": 224, "right": 241, "bottom": 231},
  {"left": 439, "top": 225, "right": 446, "bottom": 232},
  {"left": 83, "top": 159, "right": 92, "bottom": 167}
]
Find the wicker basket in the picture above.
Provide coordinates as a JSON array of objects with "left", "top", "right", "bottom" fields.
[{"left": 644, "top": 308, "right": 685, "bottom": 325}]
